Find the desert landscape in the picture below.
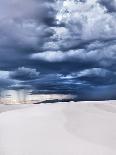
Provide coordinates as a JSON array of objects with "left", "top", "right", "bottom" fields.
[
  {"left": 0, "top": 0, "right": 116, "bottom": 154},
  {"left": 0, "top": 100, "right": 116, "bottom": 155}
]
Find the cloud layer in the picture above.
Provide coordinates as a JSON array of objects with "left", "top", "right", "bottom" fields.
[{"left": 0, "top": 0, "right": 116, "bottom": 100}]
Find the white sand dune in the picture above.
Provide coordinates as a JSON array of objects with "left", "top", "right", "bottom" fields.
[
  {"left": 0, "top": 104, "right": 32, "bottom": 113},
  {"left": 0, "top": 101, "right": 116, "bottom": 155}
]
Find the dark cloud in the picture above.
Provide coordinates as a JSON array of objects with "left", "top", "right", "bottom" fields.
[
  {"left": 10, "top": 67, "right": 40, "bottom": 81},
  {"left": 98, "top": 0, "right": 116, "bottom": 12},
  {"left": 77, "top": 68, "right": 116, "bottom": 86},
  {"left": 0, "top": 78, "right": 14, "bottom": 90},
  {"left": 0, "top": 0, "right": 116, "bottom": 101}
]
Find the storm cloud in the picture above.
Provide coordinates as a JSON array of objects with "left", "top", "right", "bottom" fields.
[
  {"left": 10, "top": 67, "right": 40, "bottom": 81},
  {"left": 0, "top": 0, "right": 116, "bottom": 101}
]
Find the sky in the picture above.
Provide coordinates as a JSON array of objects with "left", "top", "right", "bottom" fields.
[{"left": 0, "top": 0, "right": 116, "bottom": 102}]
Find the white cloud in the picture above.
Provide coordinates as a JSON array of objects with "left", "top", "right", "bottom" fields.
[
  {"left": 31, "top": 49, "right": 85, "bottom": 62},
  {"left": 31, "top": 41, "right": 116, "bottom": 66},
  {"left": 45, "top": 0, "right": 116, "bottom": 52},
  {"left": 77, "top": 68, "right": 115, "bottom": 77},
  {"left": 0, "top": 71, "right": 10, "bottom": 79}
]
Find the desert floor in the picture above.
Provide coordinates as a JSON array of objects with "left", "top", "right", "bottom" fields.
[{"left": 0, "top": 101, "right": 116, "bottom": 155}]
